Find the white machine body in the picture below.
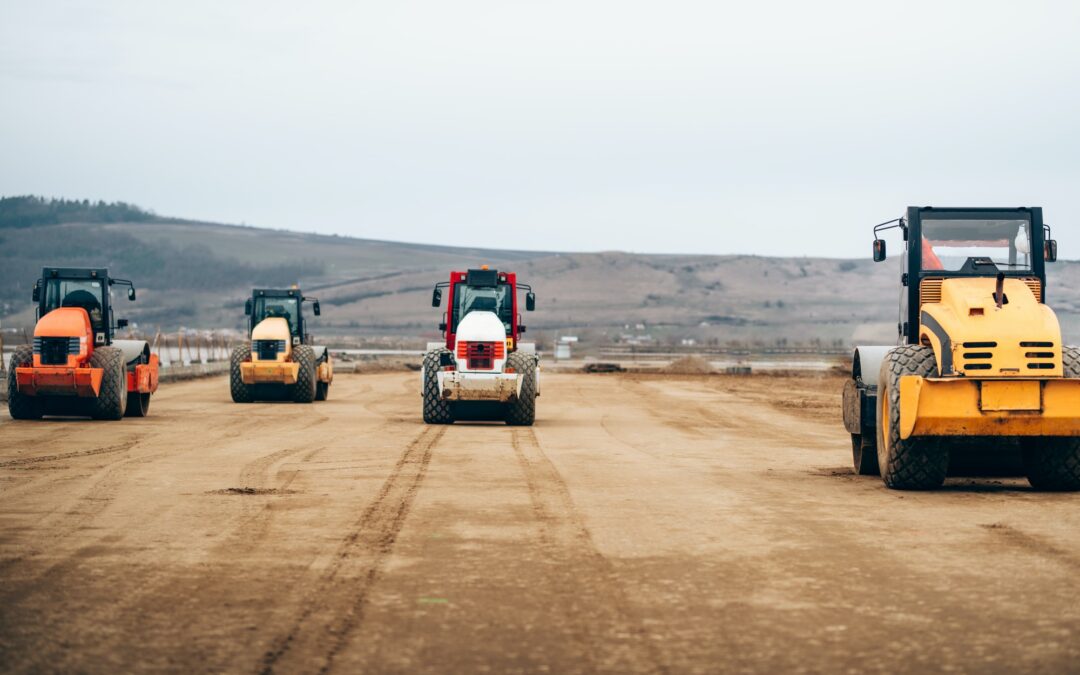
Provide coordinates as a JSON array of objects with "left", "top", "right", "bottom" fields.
[{"left": 423, "top": 311, "right": 540, "bottom": 402}]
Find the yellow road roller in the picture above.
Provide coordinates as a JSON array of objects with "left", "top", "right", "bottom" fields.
[
  {"left": 230, "top": 287, "right": 332, "bottom": 403},
  {"left": 843, "top": 207, "right": 1080, "bottom": 490}
]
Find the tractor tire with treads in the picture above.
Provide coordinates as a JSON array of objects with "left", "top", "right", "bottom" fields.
[
  {"left": 90, "top": 347, "right": 127, "bottom": 420},
  {"left": 230, "top": 345, "right": 254, "bottom": 403},
  {"left": 291, "top": 346, "right": 317, "bottom": 403},
  {"left": 876, "top": 345, "right": 948, "bottom": 490},
  {"left": 1022, "top": 346, "right": 1080, "bottom": 491},
  {"left": 422, "top": 349, "right": 453, "bottom": 424},
  {"left": 7, "top": 346, "right": 43, "bottom": 420},
  {"left": 504, "top": 351, "right": 537, "bottom": 426},
  {"left": 125, "top": 352, "right": 151, "bottom": 417},
  {"left": 851, "top": 434, "right": 879, "bottom": 476}
]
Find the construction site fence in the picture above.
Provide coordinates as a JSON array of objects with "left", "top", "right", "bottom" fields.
[{"left": 0, "top": 331, "right": 241, "bottom": 370}]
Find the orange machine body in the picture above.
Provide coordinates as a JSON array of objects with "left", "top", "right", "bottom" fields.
[{"left": 14, "top": 307, "right": 158, "bottom": 398}]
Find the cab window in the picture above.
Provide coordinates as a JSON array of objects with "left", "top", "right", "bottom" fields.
[
  {"left": 44, "top": 279, "right": 105, "bottom": 331},
  {"left": 921, "top": 219, "right": 1032, "bottom": 272},
  {"left": 254, "top": 296, "right": 300, "bottom": 336}
]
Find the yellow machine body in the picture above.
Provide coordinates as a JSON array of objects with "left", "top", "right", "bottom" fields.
[
  {"left": 240, "top": 318, "right": 299, "bottom": 385},
  {"left": 899, "top": 277, "right": 1080, "bottom": 438}
]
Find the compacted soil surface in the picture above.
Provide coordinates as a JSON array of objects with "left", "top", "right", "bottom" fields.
[{"left": 1, "top": 372, "right": 1078, "bottom": 673}]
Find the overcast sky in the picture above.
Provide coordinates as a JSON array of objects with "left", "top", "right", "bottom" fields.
[{"left": 2, "top": 1, "right": 1079, "bottom": 257}]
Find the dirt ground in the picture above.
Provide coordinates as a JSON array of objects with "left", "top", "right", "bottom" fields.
[{"left": 1, "top": 372, "right": 1078, "bottom": 674}]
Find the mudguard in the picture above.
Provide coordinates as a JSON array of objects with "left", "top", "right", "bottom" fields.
[{"left": 843, "top": 346, "right": 893, "bottom": 435}]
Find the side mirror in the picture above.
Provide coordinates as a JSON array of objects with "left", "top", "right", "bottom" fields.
[
  {"left": 32, "top": 282, "right": 40, "bottom": 303},
  {"left": 127, "top": 287, "right": 136, "bottom": 301},
  {"left": 313, "top": 301, "right": 321, "bottom": 316},
  {"left": 873, "top": 239, "right": 887, "bottom": 262},
  {"left": 432, "top": 287, "right": 443, "bottom": 307},
  {"left": 244, "top": 299, "right": 253, "bottom": 316},
  {"left": 526, "top": 292, "right": 536, "bottom": 311},
  {"left": 117, "top": 319, "right": 129, "bottom": 328},
  {"left": 1045, "top": 240, "right": 1058, "bottom": 263}
]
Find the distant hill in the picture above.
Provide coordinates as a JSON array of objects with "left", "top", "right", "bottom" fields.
[{"left": 3, "top": 196, "right": 1080, "bottom": 348}]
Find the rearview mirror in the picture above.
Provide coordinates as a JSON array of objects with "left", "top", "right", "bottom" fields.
[
  {"left": 117, "top": 319, "right": 129, "bottom": 328},
  {"left": 873, "top": 239, "right": 887, "bottom": 262},
  {"left": 313, "top": 301, "right": 321, "bottom": 316},
  {"left": 32, "top": 282, "right": 40, "bottom": 303},
  {"left": 244, "top": 299, "right": 252, "bottom": 316},
  {"left": 432, "top": 287, "right": 443, "bottom": 307},
  {"left": 1045, "top": 240, "right": 1058, "bottom": 263},
  {"left": 127, "top": 287, "right": 136, "bottom": 301},
  {"left": 526, "top": 292, "right": 536, "bottom": 311}
]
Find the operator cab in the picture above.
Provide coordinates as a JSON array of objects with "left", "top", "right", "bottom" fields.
[
  {"left": 454, "top": 269, "right": 514, "bottom": 334},
  {"left": 32, "top": 267, "right": 136, "bottom": 346},
  {"left": 431, "top": 267, "right": 536, "bottom": 350},
  {"left": 871, "top": 207, "right": 1057, "bottom": 344},
  {"left": 245, "top": 288, "right": 321, "bottom": 346}
]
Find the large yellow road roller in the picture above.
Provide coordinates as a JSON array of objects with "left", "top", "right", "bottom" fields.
[{"left": 843, "top": 207, "right": 1080, "bottom": 490}]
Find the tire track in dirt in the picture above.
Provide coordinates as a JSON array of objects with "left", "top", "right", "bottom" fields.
[
  {"left": 258, "top": 425, "right": 446, "bottom": 675},
  {"left": 980, "top": 523, "right": 1080, "bottom": 572},
  {"left": 599, "top": 414, "right": 666, "bottom": 461},
  {"left": 0, "top": 438, "right": 141, "bottom": 502},
  {"left": 0, "top": 440, "right": 138, "bottom": 468},
  {"left": 206, "top": 443, "right": 327, "bottom": 557},
  {"left": 512, "top": 427, "right": 669, "bottom": 674},
  {"left": 0, "top": 445, "right": 171, "bottom": 590}
]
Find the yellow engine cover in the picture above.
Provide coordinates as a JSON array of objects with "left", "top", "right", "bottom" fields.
[
  {"left": 250, "top": 317, "right": 293, "bottom": 363},
  {"left": 920, "top": 278, "right": 1062, "bottom": 377}
]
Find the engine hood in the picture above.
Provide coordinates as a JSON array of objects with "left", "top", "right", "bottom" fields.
[
  {"left": 35, "top": 307, "right": 92, "bottom": 338},
  {"left": 921, "top": 277, "right": 1063, "bottom": 377},
  {"left": 252, "top": 317, "right": 293, "bottom": 341},
  {"left": 455, "top": 311, "right": 507, "bottom": 343}
]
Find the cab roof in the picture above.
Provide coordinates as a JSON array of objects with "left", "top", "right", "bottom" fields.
[{"left": 42, "top": 267, "right": 110, "bottom": 280}]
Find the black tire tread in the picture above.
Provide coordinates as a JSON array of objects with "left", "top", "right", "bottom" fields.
[
  {"left": 877, "top": 345, "right": 949, "bottom": 489},
  {"left": 292, "top": 346, "right": 317, "bottom": 403},
  {"left": 504, "top": 351, "right": 537, "bottom": 426},
  {"left": 90, "top": 347, "right": 127, "bottom": 421},
  {"left": 230, "top": 345, "right": 254, "bottom": 403},
  {"left": 1022, "top": 346, "right": 1080, "bottom": 490},
  {"left": 422, "top": 349, "right": 454, "bottom": 424},
  {"left": 7, "top": 346, "right": 43, "bottom": 420}
]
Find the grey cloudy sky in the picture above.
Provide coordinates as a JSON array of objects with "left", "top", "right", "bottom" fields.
[{"left": 2, "top": 0, "right": 1079, "bottom": 257}]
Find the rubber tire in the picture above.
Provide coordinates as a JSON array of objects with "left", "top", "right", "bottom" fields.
[
  {"left": 7, "top": 346, "right": 43, "bottom": 420},
  {"left": 230, "top": 345, "right": 254, "bottom": 403},
  {"left": 292, "top": 346, "right": 317, "bottom": 403},
  {"left": 90, "top": 347, "right": 127, "bottom": 421},
  {"left": 504, "top": 351, "right": 537, "bottom": 426},
  {"left": 851, "top": 434, "right": 879, "bottom": 476},
  {"left": 1021, "top": 346, "right": 1080, "bottom": 491},
  {"left": 125, "top": 353, "right": 151, "bottom": 417},
  {"left": 422, "top": 349, "right": 454, "bottom": 424},
  {"left": 876, "top": 345, "right": 949, "bottom": 490}
]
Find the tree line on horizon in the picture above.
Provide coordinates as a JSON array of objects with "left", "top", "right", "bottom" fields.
[{"left": 0, "top": 196, "right": 164, "bottom": 229}]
